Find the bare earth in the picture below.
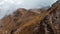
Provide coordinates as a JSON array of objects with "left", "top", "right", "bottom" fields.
[{"left": 0, "top": 0, "right": 60, "bottom": 34}]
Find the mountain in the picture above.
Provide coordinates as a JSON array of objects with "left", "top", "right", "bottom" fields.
[{"left": 0, "top": 0, "right": 60, "bottom": 34}]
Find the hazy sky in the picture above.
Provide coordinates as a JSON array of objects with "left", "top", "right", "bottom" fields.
[{"left": 0, "top": 0, "right": 57, "bottom": 19}]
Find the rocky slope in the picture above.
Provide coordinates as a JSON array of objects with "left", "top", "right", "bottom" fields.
[{"left": 0, "top": 0, "right": 60, "bottom": 34}]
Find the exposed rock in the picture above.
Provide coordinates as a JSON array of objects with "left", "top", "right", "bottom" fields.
[{"left": 0, "top": 0, "right": 60, "bottom": 34}]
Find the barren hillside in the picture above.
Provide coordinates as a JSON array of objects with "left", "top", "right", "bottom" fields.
[{"left": 0, "top": 0, "right": 60, "bottom": 34}]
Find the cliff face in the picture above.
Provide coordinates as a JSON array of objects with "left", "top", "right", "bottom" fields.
[{"left": 0, "top": 0, "right": 60, "bottom": 34}]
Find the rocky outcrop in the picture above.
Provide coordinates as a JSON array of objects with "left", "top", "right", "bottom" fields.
[
  {"left": 0, "top": 0, "right": 60, "bottom": 34},
  {"left": 42, "top": 0, "right": 60, "bottom": 34}
]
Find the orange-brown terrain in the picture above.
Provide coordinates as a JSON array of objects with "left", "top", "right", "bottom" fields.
[{"left": 0, "top": 0, "right": 60, "bottom": 34}]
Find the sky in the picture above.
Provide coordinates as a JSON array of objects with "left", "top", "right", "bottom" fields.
[{"left": 0, "top": 0, "right": 57, "bottom": 19}]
